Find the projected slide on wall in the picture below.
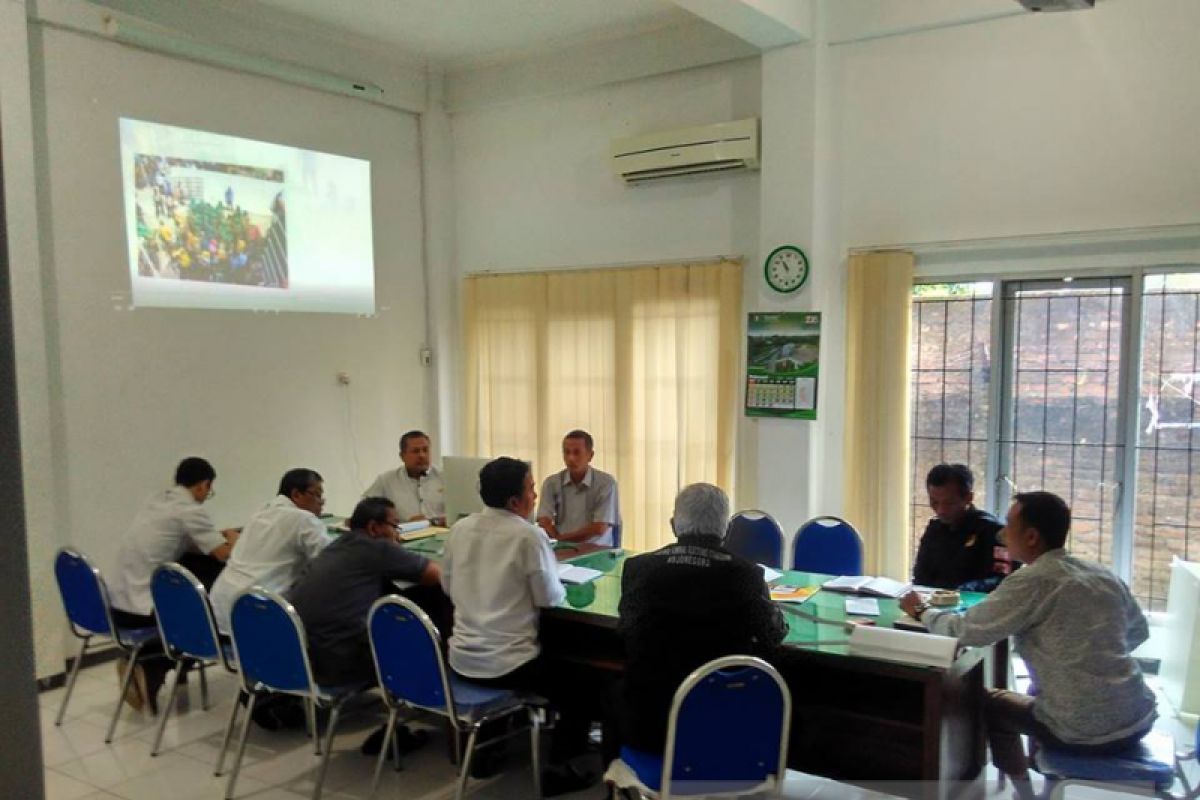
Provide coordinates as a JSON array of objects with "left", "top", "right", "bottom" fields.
[{"left": 120, "top": 118, "right": 374, "bottom": 313}]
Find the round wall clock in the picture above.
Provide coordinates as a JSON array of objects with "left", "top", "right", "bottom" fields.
[{"left": 763, "top": 245, "right": 810, "bottom": 294}]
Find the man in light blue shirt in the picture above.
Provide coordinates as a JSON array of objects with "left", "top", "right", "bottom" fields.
[{"left": 536, "top": 429, "right": 619, "bottom": 546}]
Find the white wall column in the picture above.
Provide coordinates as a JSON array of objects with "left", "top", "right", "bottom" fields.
[
  {"left": 744, "top": 4, "right": 846, "bottom": 543},
  {"left": 2, "top": 0, "right": 69, "bottom": 679}
]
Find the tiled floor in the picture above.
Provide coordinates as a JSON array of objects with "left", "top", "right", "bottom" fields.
[{"left": 38, "top": 661, "right": 1198, "bottom": 800}]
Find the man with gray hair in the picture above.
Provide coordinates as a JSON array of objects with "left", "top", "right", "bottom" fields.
[{"left": 615, "top": 483, "right": 786, "bottom": 755}]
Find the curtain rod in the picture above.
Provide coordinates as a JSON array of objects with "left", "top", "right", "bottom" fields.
[
  {"left": 466, "top": 254, "right": 742, "bottom": 277},
  {"left": 848, "top": 223, "right": 1200, "bottom": 258}
]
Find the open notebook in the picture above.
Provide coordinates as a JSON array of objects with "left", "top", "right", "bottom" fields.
[{"left": 821, "top": 575, "right": 911, "bottom": 599}]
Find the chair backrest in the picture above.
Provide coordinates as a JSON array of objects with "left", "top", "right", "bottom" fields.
[
  {"left": 54, "top": 548, "right": 114, "bottom": 638},
  {"left": 725, "top": 511, "right": 785, "bottom": 568},
  {"left": 229, "top": 588, "right": 315, "bottom": 696},
  {"left": 791, "top": 516, "right": 864, "bottom": 576},
  {"left": 661, "top": 655, "right": 791, "bottom": 798},
  {"left": 368, "top": 595, "right": 455, "bottom": 718},
  {"left": 151, "top": 563, "right": 224, "bottom": 665}
]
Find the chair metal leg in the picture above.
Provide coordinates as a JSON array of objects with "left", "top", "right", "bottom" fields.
[
  {"left": 214, "top": 688, "right": 243, "bottom": 776},
  {"left": 391, "top": 715, "right": 402, "bottom": 773},
  {"left": 307, "top": 698, "right": 320, "bottom": 755},
  {"left": 311, "top": 703, "right": 341, "bottom": 800},
  {"left": 529, "top": 708, "right": 542, "bottom": 799},
  {"left": 150, "top": 660, "right": 184, "bottom": 756},
  {"left": 55, "top": 637, "right": 89, "bottom": 726},
  {"left": 451, "top": 720, "right": 463, "bottom": 767},
  {"left": 106, "top": 645, "right": 143, "bottom": 743},
  {"left": 455, "top": 725, "right": 480, "bottom": 800},
  {"left": 370, "top": 707, "right": 399, "bottom": 796},
  {"left": 225, "top": 693, "right": 257, "bottom": 800},
  {"left": 199, "top": 661, "right": 210, "bottom": 711}
]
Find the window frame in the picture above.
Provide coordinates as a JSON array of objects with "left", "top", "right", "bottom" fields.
[{"left": 910, "top": 263, "right": 1200, "bottom": 593}]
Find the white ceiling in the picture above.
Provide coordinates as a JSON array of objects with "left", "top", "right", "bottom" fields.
[{"left": 248, "top": 0, "right": 691, "bottom": 66}]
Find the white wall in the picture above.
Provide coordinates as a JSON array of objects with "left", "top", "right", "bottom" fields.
[
  {"left": 833, "top": 0, "right": 1200, "bottom": 248},
  {"left": 451, "top": 58, "right": 762, "bottom": 274},
  {"left": 18, "top": 24, "right": 433, "bottom": 677}
]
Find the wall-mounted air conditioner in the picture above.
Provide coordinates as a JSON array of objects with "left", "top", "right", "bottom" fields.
[{"left": 611, "top": 118, "right": 760, "bottom": 184}]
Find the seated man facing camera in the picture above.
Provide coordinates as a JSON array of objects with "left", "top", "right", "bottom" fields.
[
  {"left": 901, "top": 492, "right": 1156, "bottom": 800},
  {"left": 912, "top": 463, "right": 1013, "bottom": 592}
]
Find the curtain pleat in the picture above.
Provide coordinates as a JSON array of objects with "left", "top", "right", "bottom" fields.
[
  {"left": 463, "top": 260, "right": 742, "bottom": 552},
  {"left": 843, "top": 250, "right": 915, "bottom": 577}
]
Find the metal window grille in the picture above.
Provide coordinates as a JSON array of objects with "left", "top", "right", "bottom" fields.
[
  {"left": 909, "top": 283, "right": 994, "bottom": 559},
  {"left": 1135, "top": 273, "right": 1200, "bottom": 610},
  {"left": 997, "top": 278, "right": 1129, "bottom": 572}
]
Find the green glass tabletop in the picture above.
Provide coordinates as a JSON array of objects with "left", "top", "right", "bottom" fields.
[{"left": 400, "top": 537, "right": 986, "bottom": 658}]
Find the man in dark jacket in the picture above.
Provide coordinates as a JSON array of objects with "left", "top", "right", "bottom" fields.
[
  {"left": 912, "top": 464, "right": 1015, "bottom": 592},
  {"left": 617, "top": 483, "right": 787, "bottom": 754}
]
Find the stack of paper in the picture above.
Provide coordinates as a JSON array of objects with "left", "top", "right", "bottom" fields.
[
  {"left": 845, "top": 597, "right": 881, "bottom": 616},
  {"left": 770, "top": 585, "right": 819, "bottom": 604},
  {"left": 557, "top": 564, "right": 604, "bottom": 585}
]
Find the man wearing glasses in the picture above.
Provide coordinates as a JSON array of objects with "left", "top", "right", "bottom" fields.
[
  {"left": 363, "top": 430, "right": 446, "bottom": 526},
  {"left": 289, "top": 497, "right": 441, "bottom": 752},
  {"left": 209, "top": 468, "right": 333, "bottom": 634}
]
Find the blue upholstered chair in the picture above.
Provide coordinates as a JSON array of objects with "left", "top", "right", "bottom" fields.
[
  {"left": 52, "top": 547, "right": 160, "bottom": 742},
  {"left": 224, "top": 588, "right": 370, "bottom": 800},
  {"left": 725, "top": 510, "right": 785, "bottom": 568},
  {"left": 604, "top": 655, "right": 791, "bottom": 799},
  {"left": 148, "top": 563, "right": 238, "bottom": 759},
  {"left": 1033, "top": 730, "right": 1177, "bottom": 799},
  {"left": 791, "top": 516, "right": 864, "bottom": 576},
  {"left": 368, "top": 595, "right": 543, "bottom": 799}
]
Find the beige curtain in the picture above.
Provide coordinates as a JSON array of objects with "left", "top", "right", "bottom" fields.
[
  {"left": 464, "top": 260, "right": 742, "bottom": 553},
  {"left": 843, "top": 250, "right": 914, "bottom": 578}
]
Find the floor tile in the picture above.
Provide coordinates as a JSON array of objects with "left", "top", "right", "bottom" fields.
[
  {"left": 53, "top": 742, "right": 194, "bottom": 790},
  {"left": 42, "top": 661, "right": 1200, "bottom": 800},
  {"left": 44, "top": 768, "right": 106, "bottom": 800}
]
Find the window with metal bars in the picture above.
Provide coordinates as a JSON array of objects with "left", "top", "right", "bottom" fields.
[{"left": 909, "top": 270, "right": 1200, "bottom": 611}]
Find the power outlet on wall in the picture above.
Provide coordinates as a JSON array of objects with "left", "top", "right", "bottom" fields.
[
  {"left": 420, "top": 348, "right": 433, "bottom": 367},
  {"left": 336, "top": 371, "right": 351, "bottom": 386}
]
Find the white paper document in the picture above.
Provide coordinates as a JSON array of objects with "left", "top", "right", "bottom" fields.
[
  {"left": 848, "top": 625, "right": 958, "bottom": 668},
  {"left": 761, "top": 565, "right": 783, "bottom": 583},
  {"left": 556, "top": 564, "right": 604, "bottom": 585},
  {"left": 844, "top": 597, "right": 881, "bottom": 616}
]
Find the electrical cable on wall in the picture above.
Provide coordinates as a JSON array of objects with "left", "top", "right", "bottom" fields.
[{"left": 339, "top": 377, "right": 364, "bottom": 492}]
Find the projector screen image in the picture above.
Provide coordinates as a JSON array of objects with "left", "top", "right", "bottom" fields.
[{"left": 120, "top": 118, "right": 375, "bottom": 313}]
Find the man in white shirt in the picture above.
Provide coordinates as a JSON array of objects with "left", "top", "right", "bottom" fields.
[
  {"left": 108, "top": 457, "right": 238, "bottom": 712},
  {"left": 536, "top": 429, "right": 620, "bottom": 546},
  {"left": 363, "top": 430, "right": 445, "bottom": 525},
  {"left": 442, "top": 456, "right": 596, "bottom": 796},
  {"left": 209, "top": 468, "right": 333, "bottom": 633}
]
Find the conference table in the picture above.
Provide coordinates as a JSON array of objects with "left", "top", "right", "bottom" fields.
[{"left": 399, "top": 532, "right": 999, "bottom": 800}]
